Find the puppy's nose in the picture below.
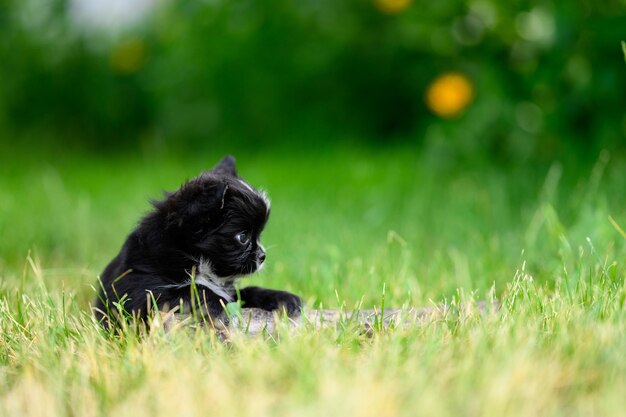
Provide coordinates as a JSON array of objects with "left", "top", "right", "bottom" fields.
[{"left": 258, "top": 250, "right": 266, "bottom": 263}]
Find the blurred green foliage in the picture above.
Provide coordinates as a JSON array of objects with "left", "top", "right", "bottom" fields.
[{"left": 0, "top": 0, "right": 625, "bottom": 160}]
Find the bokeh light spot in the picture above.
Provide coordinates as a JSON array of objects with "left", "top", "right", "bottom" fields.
[
  {"left": 374, "top": 0, "right": 413, "bottom": 15},
  {"left": 425, "top": 73, "right": 474, "bottom": 118},
  {"left": 515, "top": 8, "right": 555, "bottom": 46},
  {"left": 109, "top": 38, "right": 146, "bottom": 75}
]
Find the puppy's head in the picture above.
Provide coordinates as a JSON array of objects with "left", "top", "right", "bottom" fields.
[{"left": 158, "top": 156, "right": 270, "bottom": 278}]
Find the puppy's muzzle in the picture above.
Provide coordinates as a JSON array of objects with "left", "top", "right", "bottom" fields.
[{"left": 257, "top": 249, "right": 266, "bottom": 264}]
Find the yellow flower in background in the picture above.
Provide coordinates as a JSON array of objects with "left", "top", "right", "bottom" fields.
[
  {"left": 425, "top": 73, "right": 474, "bottom": 118},
  {"left": 374, "top": 0, "right": 412, "bottom": 15},
  {"left": 109, "top": 38, "right": 146, "bottom": 75}
]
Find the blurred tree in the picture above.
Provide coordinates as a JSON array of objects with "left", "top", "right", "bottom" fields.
[{"left": 0, "top": 0, "right": 624, "bottom": 160}]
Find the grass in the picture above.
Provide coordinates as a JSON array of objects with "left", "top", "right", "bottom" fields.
[{"left": 1, "top": 144, "right": 625, "bottom": 416}]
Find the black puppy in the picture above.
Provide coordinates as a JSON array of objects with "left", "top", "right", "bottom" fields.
[{"left": 93, "top": 156, "right": 302, "bottom": 327}]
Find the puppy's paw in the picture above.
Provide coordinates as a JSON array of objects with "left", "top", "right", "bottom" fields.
[
  {"left": 269, "top": 291, "right": 302, "bottom": 316},
  {"left": 239, "top": 286, "right": 303, "bottom": 317}
]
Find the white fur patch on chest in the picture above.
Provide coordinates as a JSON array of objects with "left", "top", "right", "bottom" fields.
[
  {"left": 155, "top": 259, "right": 234, "bottom": 302},
  {"left": 194, "top": 259, "right": 234, "bottom": 302}
]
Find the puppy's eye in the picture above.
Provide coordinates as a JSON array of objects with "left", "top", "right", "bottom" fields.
[{"left": 235, "top": 232, "right": 250, "bottom": 246}]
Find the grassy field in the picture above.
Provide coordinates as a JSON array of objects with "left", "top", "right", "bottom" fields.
[{"left": 1, "top": 145, "right": 625, "bottom": 416}]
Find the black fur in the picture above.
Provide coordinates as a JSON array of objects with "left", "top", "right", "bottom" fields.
[{"left": 93, "top": 155, "right": 302, "bottom": 328}]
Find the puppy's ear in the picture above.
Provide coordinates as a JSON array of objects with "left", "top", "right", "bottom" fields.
[
  {"left": 211, "top": 155, "right": 238, "bottom": 177},
  {"left": 162, "top": 177, "right": 228, "bottom": 230}
]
